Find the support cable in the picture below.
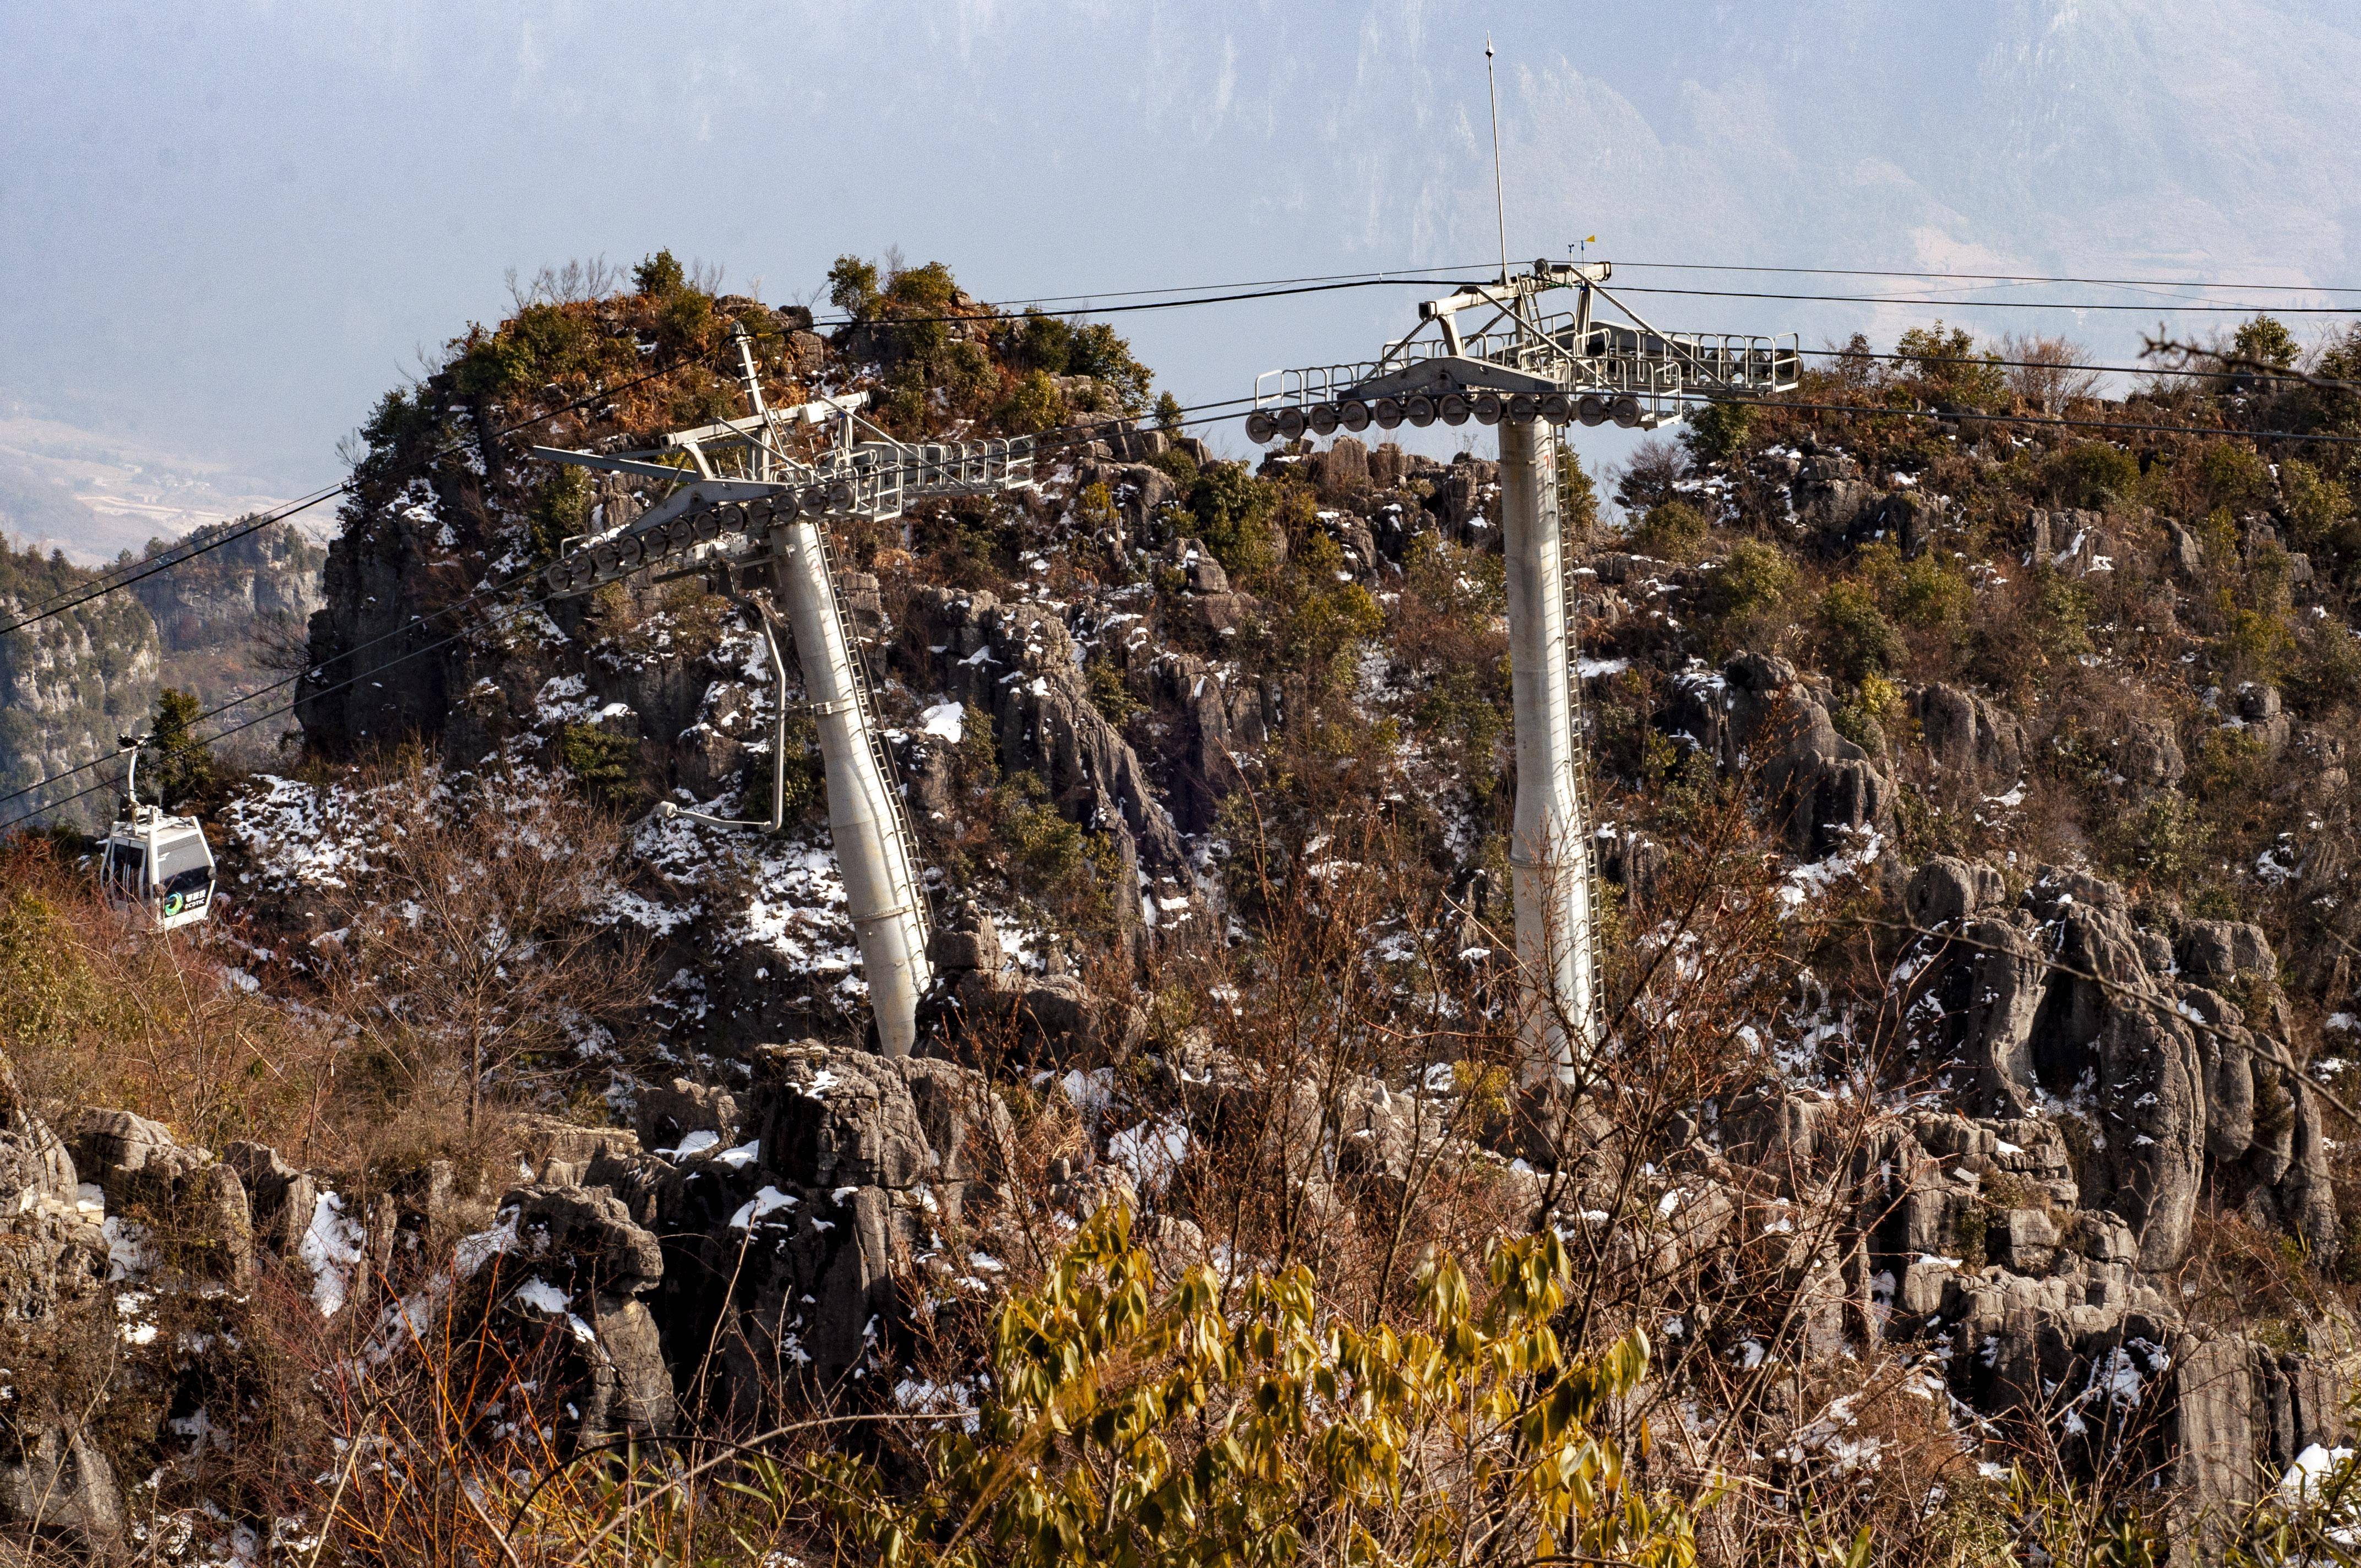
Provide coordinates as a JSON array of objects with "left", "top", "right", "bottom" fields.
[
  {"left": 2, "top": 351, "right": 720, "bottom": 637},
  {"left": 32, "top": 262, "right": 2353, "bottom": 632},
  {"left": 0, "top": 389, "right": 1269, "bottom": 826}
]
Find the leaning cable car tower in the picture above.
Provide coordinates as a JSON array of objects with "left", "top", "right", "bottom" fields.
[
  {"left": 535, "top": 328, "right": 1037, "bottom": 1056},
  {"left": 1246, "top": 259, "right": 1799, "bottom": 1073}
]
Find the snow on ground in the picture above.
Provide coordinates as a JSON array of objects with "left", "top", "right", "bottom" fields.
[
  {"left": 221, "top": 775, "right": 406, "bottom": 892},
  {"left": 299, "top": 1192, "right": 368, "bottom": 1316}
]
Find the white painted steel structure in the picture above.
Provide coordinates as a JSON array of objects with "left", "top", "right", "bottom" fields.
[
  {"left": 1247, "top": 259, "right": 1800, "bottom": 1073},
  {"left": 535, "top": 329, "right": 1037, "bottom": 1056}
]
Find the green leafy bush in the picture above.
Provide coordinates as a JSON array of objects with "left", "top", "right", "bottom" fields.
[
  {"left": 144, "top": 688, "right": 224, "bottom": 810},
  {"left": 1894, "top": 555, "right": 1973, "bottom": 628},
  {"left": 2096, "top": 790, "right": 2213, "bottom": 891},
  {"left": 1816, "top": 580, "right": 1904, "bottom": 683},
  {"left": 1701, "top": 540, "right": 1797, "bottom": 623},
  {"left": 2232, "top": 314, "right": 2300, "bottom": 369},
  {"left": 1896, "top": 322, "right": 2005, "bottom": 409},
  {"left": 1000, "top": 369, "right": 1068, "bottom": 434},
  {"left": 2033, "top": 573, "right": 2095, "bottom": 663},
  {"left": 1630, "top": 498, "right": 1709, "bottom": 559},
  {"left": 2042, "top": 441, "right": 2141, "bottom": 510},
  {"left": 558, "top": 722, "right": 637, "bottom": 804},
  {"left": 632, "top": 248, "right": 686, "bottom": 297},
  {"left": 1187, "top": 462, "right": 1276, "bottom": 580},
  {"left": 527, "top": 467, "right": 593, "bottom": 564},
  {"left": 826, "top": 254, "right": 881, "bottom": 318},
  {"left": 2193, "top": 440, "right": 2273, "bottom": 515},
  {"left": 1682, "top": 398, "right": 1753, "bottom": 463}
]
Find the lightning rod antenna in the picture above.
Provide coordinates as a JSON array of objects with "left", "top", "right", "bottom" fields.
[{"left": 1486, "top": 36, "right": 1508, "bottom": 288}]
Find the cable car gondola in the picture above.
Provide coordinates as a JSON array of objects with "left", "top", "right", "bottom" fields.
[{"left": 99, "top": 735, "right": 216, "bottom": 932}]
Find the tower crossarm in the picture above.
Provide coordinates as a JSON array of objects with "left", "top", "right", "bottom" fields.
[
  {"left": 1249, "top": 258, "right": 1799, "bottom": 437},
  {"left": 534, "top": 432, "right": 1034, "bottom": 600}
]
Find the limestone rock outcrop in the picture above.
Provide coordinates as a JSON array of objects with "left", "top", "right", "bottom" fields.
[
  {"left": 1666, "top": 652, "right": 1894, "bottom": 857},
  {"left": 1904, "top": 859, "right": 2335, "bottom": 1272},
  {"left": 607, "top": 1041, "right": 1015, "bottom": 1411},
  {"left": 910, "top": 586, "right": 1187, "bottom": 890}
]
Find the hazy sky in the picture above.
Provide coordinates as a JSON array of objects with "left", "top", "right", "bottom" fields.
[{"left": 7, "top": 0, "right": 2361, "bottom": 527}]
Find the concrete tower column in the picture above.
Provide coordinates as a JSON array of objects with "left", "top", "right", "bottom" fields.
[
  {"left": 770, "top": 524, "right": 932, "bottom": 1056},
  {"left": 1498, "top": 417, "right": 1600, "bottom": 1074}
]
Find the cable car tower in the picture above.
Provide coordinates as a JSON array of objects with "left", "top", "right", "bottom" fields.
[
  {"left": 535, "top": 328, "right": 1037, "bottom": 1057},
  {"left": 1245, "top": 259, "right": 1799, "bottom": 1073}
]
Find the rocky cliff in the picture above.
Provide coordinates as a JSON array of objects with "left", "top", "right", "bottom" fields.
[{"left": 15, "top": 262, "right": 2361, "bottom": 1557}]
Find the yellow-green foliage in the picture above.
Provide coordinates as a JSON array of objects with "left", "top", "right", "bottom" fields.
[
  {"left": 527, "top": 466, "right": 594, "bottom": 563},
  {"left": 2211, "top": 585, "right": 2297, "bottom": 683},
  {"left": 2041, "top": 441, "right": 2142, "bottom": 510},
  {"left": 1003, "top": 369, "right": 1068, "bottom": 435},
  {"left": 558, "top": 723, "right": 638, "bottom": 804},
  {"left": 1631, "top": 499, "right": 1709, "bottom": 559},
  {"left": 992, "top": 771, "right": 1122, "bottom": 929},
  {"left": 1701, "top": 540, "right": 1796, "bottom": 625},
  {"left": 1896, "top": 322, "right": 2005, "bottom": 410},
  {"left": 1085, "top": 658, "right": 1142, "bottom": 726},
  {"left": 803, "top": 1207, "right": 1696, "bottom": 1568},
  {"left": 1816, "top": 580, "right": 1904, "bottom": 683},
  {"left": 1276, "top": 531, "right": 1385, "bottom": 679},
  {"left": 2033, "top": 573, "right": 2096, "bottom": 663},
  {"left": 1894, "top": 555, "right": 1974, "bottom": 629},
  {"left": 1187, "top": 462, "right": 1277, "bottom": 581},
  {"left": 2233, "top": 315, "right": 2301, "bottom": 370},
  {"left": 2192, "top": 440, "right": 2274, "bottom": 515}
]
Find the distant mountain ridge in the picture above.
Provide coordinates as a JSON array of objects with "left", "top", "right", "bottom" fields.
[{"left": 0, "top": 518, "right": 325, "bottom": 827}]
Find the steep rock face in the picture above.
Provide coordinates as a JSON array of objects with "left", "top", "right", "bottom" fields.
[
  {"left": 1905, "top": 860, "right": 2335, "bottom": 1272},
  {"left": 0, "top": 1063, "right": 122, "bottom": 1550},
  {"left": 909, "top": 586, "right": 1187, "bottom": 887},
  {"left": 0, "top": 584, "right": 158, "bottom": 830},
  {"left": 1139, "top": 647, "right": 1277, "bottom": 839},
  {"left": 130, "top": 520, "right": 324, "bottom": 655},
  {"left": 919, "top": 905, "right": 1129, "bottom": 1061},
  {"left": 1721, "top": 1072, "right": 2353, "bottom": 1545},
  {"left": 297, "top": 484, "right": 482, "bottom": 755},
  {"left": 1666, "top": 652, "right": 1894, "bottom": 858},
  {"left": 1909, "top": 682, "right": 2025, "bottom": 795},
  {"left": 492, "top": 1183, "right": 676, "bottom": 1443},
  {"left": 615, "top": 1042, "right": 1013, "bottom": 1411}
]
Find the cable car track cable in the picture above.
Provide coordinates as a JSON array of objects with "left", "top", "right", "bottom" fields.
[
  {"left": 0, "top": 388, "right": 1267, "bottom": 822},
  {"left": 1, "top": 350, "right": 723, "bottom": 636}
]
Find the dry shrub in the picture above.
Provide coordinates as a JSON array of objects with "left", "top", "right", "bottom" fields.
[
  {"left": 0, "top": 835, "right": 346, "bottom": 1161},
  {"left": 310, "top": 758, "right": 652, "bottom": 1135}
]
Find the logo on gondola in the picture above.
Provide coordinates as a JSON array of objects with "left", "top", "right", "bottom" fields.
[{"left": 162, "top": 892, "right": 184, "bottom": 918}]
